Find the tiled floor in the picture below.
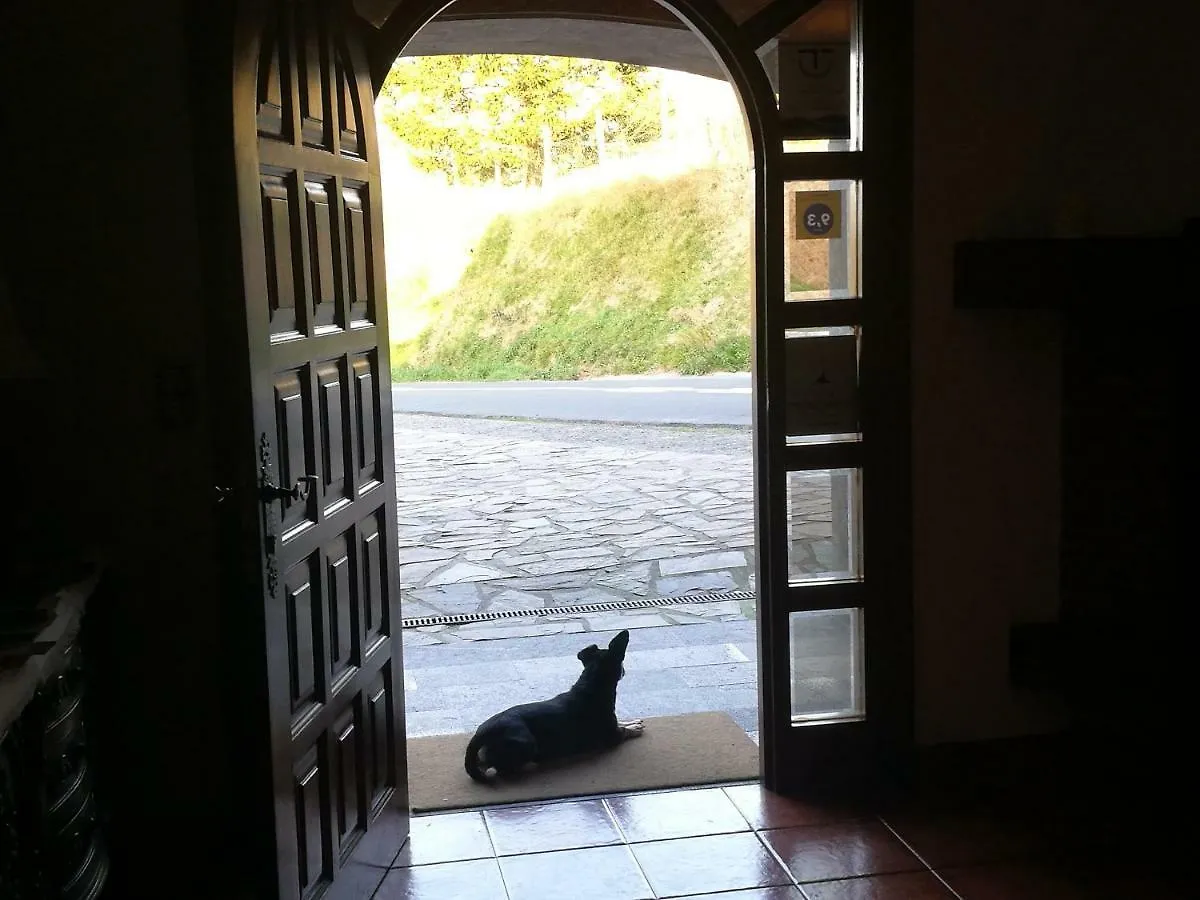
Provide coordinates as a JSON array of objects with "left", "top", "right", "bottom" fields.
[{"left": 372, "top": 780, "right": 1188, "bottom": 899}]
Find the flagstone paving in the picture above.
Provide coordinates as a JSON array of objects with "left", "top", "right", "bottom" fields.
[
  {"left": 394, "top": 414, "right": 761, "bottom": 631},
  {"left": 393, "top": 413, "right": 843, "bottom": 743}
]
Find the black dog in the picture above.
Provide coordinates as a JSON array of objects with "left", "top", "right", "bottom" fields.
[{"left": 464, "top": 630, "right": 644, "bottom": 782}]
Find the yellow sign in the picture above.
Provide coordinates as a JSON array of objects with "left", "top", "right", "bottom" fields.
[{"left": 794, "top": 190, "right": 843, "bottom": 240}]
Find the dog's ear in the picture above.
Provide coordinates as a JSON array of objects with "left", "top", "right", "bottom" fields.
[
  {"left": 608, "top": 630, "right": 630, "bottom": 657},
  {"left": 577, "top": 644, "right": 601, "bottom": 665}
]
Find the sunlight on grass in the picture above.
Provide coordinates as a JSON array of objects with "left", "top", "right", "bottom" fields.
[{"left": 377, "top": 67, "right": 770, "bottom": 382}]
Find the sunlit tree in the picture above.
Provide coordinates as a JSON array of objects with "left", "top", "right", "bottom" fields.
[{"left": 379, "top": 54, "right": 663, "bottom": 186}]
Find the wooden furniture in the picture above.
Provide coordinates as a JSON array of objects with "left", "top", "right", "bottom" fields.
[{"left": 0, "top": 569, "right": 109, "bottom": 899}]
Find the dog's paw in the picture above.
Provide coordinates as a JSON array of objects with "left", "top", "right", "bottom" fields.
[{"left": 618, "top": 720, "right": 645, "bottom": 738}]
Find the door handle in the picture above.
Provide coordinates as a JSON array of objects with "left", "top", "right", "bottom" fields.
[{"left": 260, "top": 474, "right": 317, "bottom": 503}]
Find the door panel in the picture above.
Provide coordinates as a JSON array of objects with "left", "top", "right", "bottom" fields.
[
  {"left": 234, "top": 1, "right": 408, "bottom": 897},
  {"left": 285, "top": 556, "right": 321, "bottom": 721},
  {"left": 735, "top": 0, "right": 913, "bottom": 793}
]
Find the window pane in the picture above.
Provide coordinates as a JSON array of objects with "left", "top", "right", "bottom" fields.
[
  {"left": 790, "top": 607, "right": 864, "bottom": 723},
  {"left": 784, "top": 327, "right": 859, "bottom": 442},
  {"left": 787, "top": 468, "right": 862, "bottom": 583},
  {"left": 751, "top": 0, "right": 861, "bottom": 151},
  {"left": 784, "top": 180, "right": 859, "bottom": 301}
]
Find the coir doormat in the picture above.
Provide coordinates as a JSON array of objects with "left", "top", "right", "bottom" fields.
[{"left": 406, "top": 712, "right": 758, "bottom": 813}]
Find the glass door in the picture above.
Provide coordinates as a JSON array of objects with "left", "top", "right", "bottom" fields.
[{"left": 748, "top": 0, "right": 913, "bottom": 795}]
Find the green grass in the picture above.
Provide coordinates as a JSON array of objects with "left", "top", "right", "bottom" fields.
[{"left": 390, "top": 166, "right": 752, "bottom": 382}]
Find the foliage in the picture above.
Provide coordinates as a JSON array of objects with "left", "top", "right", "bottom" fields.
[
  {"left": 391, "top": 165, "right": 752, "bottom": 381},
  {"left": 379, "top": 54, "right": 662, "bottom": 186}
]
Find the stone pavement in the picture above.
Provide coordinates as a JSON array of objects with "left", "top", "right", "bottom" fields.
[
  {"left": 400, "top": 620, "right": 761, "bottom": 741},
  {"left": 394, "top": 414, "right": 758, "bottom": 629},
  {"left": 393, "top": 413, "right": 843, "bottom": 743}
]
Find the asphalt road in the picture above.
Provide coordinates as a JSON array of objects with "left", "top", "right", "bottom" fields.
[{"left": 390, "top": 373, "right": 752, "bottom": 426}]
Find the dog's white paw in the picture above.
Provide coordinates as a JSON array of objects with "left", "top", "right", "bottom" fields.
[
  {"left": 618, "top": 720, "right": 645, "bottom": 738},
  {"left": 483, "top": 766, "right": 498, "bottom": 779}
]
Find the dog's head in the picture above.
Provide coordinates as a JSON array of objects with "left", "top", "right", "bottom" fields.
[{"left": 576, "top": 629, "right": 630, "bottom": 682}]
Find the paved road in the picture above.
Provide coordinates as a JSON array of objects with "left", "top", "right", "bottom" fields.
[{"left": 391, "top": 373, "right": 751, "bottom": 426}]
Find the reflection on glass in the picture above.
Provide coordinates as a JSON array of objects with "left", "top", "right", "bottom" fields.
[
  {"left": 789, "top": 607, "right": 865, "bottom": 723},
  {"left": 783, "top": 139, "right": 855, "bottom": 154},
  {"left": 786, "top": 468, "right": 862, "bottom": 583},
  {"left": 784, "top": 180, "right": 858, "bottom": 301},
  {"left": 751, "top": 0, "right": 860, "bottom": 150},
  {"left": 784, "top": 327, "right": 859, "bottom": 440}
]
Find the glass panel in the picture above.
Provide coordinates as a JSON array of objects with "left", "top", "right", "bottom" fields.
[
  {"left": 787, "top": 468, "right": 862, "bottom": 582},
  {"left": 784, "top": 180, "right": 858, "bottom": 301},
  {"left": 785, "top": 327, "right": 859, "bottom": 442},
  {"left": 751, "top": 0, "right": 860, "bottom": 151},
  {"left": 782, "top": 138, "right": 855, "bottom": 154},
  {"left": 789, "top": 607, "right": 865, "bottom": 723}
]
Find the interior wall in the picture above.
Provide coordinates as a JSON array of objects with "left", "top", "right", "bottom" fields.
[
  {"left": 0, "top": 0, "right": 235, "bottom": 883},
  {"left": 911, "top": 0, "right": 1200, "bottom": 743}
]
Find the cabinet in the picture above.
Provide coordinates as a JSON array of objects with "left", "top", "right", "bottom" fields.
[{"left": 0, "top": 571, "right": 109, "bottom": 899}]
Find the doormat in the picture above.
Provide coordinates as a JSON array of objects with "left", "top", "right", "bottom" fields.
[{"left": 405, "top": 712, "right": 758, "bottom": 813}]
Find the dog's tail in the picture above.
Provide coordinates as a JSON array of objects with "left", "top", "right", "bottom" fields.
[{"left": 464, "top": 732, "right": 492, "bottom": 783}]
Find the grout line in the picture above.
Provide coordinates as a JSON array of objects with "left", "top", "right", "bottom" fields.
[
  {"left": 878, "top": 817, "right": 967, "bottom": 900},
  {"left": 602, "top": 795, "right": 634, "bottom": 846},
  {"left": 718, "top": 784, "right": 755, "bottom": 830},
  {"left": 599, "top": 797, "right": 662, "bottom": 899},
  {"left": 750, "top": 827, "right": 805, "bottom": 894},
  {"left": 476, "top": 809, "right": 515, "bottom": 899},
  {"left": 477, "top": 807, "right": 501, "bottom": 860}
]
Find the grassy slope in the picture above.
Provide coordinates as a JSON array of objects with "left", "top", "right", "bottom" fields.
[{"left": 391, "top": 166, "right": 751, "bottom": 381}]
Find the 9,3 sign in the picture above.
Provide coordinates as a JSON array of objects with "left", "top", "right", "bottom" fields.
[{"left": 794, "top": 190, "right": 843, "bottom": 240}]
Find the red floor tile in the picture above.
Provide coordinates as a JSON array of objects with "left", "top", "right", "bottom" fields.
[
  {"left": 631, "top": 832, "right": 793, "bottom": 897},
  {"left": 484, "top": 798, "right": 623, "bottom": 856},
  {"left": 800, "top": 871, "right": 958, "bottom": 899},
  {"left": 396, "top": 810, "right": 494, "bottom": 867},
  {"left": 672, "top": 889, "right": 804, "bottom": 899},
  {"left": 880, "top": 812, "right": 1047, "bottom": 868},
  {"left": 498, "top": 844, "right": 653, "bottom": 900},
  {"left": 724, "top": 783, "right": 869, "bottom": 830},
  {"left": 376, "top": 857, "right": 508, "bottom": 900},
  {"left": 606, "top": 786, "right": 751, "bottom": 842},
  {"left": 761, "top": 821, "right": 924, "bottom": 883},
  {"left": 939, "top": 859, "right": 1091, "bottom": 900},
  {"left": 941, "top": 856, "right": 1191, "bottom": 900},
  {"left": 376, "top": 778, "right": 1180, "bottom": 900}
]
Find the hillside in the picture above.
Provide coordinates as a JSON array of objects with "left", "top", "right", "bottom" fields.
[{"left": 390, "top": 165, "right": 753, "bottom": 381}]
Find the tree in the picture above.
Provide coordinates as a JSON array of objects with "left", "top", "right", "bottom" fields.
[{"left": 379, "top": 54, "right": 662, "bottom": 186}]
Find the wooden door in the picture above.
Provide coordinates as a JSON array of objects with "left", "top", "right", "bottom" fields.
[
  {"left": 730, "top": 0, "right": 914, "bottom": 795},
  {"left": 232, "top": 1, "right": 408, "bottom": 897}
]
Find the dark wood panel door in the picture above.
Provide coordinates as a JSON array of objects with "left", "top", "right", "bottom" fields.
[{"left": 233, "top": 2, "right": 408, "bottom": 897}]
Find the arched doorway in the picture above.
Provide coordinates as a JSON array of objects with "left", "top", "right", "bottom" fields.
[{"left": 222, "top": 1, "right": 911, "bottom": 896}]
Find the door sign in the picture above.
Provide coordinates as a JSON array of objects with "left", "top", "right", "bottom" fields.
[
  {"left": 785, "top": 333, "right": 859, "bottom": 436},
  {"left": 777, "top": 41, "right": 852, "bottom": 137},
  {"left": 795, "top": 190, "right": 843, "bottom": 240}
]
